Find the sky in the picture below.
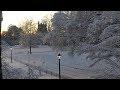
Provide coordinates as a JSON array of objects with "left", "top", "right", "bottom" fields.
[{"left": 1, "top": 11, "right": 57, "bottom": 32}]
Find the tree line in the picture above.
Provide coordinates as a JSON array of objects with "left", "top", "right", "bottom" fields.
[{"left": 1, "top": 18, "right": 51, "bottom": 47}]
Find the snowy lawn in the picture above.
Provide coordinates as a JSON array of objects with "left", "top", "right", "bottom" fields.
[
  {"left": 3, "top": 56, "right": 58, "bottom": 79},
  {"left": 4, "top": 45, "right": 114, "bottom": 79}
]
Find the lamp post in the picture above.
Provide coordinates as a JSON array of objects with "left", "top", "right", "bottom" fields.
[
  {"left": 29, "top": 29, "right": 32, "bottom": 54},
  {"left": 29, "top": 33, "right": 32, "bottom": 54},
  {"left": 57, "top": 53, "right": 61, "bottom": 79},
  {"left": 10, "top": 48, "right": 12, "bottom": 63}
]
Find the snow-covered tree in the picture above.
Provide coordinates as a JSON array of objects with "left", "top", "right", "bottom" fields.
[
  {"left": 19, "top": 19, "right": 38, "bottom": 47},
  {"left": 45, "top": 11, "right": 120, "bottom": 78},
  {"left": 65, "top": 11, "right": 103, "bottom": 55},
  {"left": 74, "top": 11, "right": 120, "bottom": 77},
  {"left": 43, "top": 11, "right": 71, "bottom": 50},
  {"left": 41, "top": 14, "right": 53, "bottom": 32}
]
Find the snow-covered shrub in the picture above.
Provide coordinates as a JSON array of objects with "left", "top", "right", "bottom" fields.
[
  {"left": 99, "top": 24, "right": 120, "bottom": 41},
  {"left": 2, "top": 60, "right": 24, "bottom": 79}
]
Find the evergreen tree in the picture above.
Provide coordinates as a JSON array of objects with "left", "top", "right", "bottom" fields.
[{"left": 1, "top": 25, "right": 22, "bottom": 46}]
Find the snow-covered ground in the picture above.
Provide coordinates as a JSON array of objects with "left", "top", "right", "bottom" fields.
[
  {"left": 4, "top": 56, "right": 59, "bottom": 79},
  {"left": 4, "top": 45, "right": 113, "bottom": 79}
]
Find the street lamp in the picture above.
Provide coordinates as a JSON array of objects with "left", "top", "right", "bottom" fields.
[
  {"left": 57, "top": 53, "right": 61, "bottom": 79},
  {"left": 29, "top": 30, "right": 32, "bottom": 54},
  {"left": 10, "top": 47, "right": 12, "bottom": 63},
  {"left": 29, "top": 34, "right": 32, "bottom": 54}
]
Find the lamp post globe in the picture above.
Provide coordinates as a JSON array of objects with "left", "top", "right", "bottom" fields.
[
  {"left": 57, "top": 53, "right": 61, "bottom": 60},
  {"left": 10, "top": 48, "right": 12, "bottom": 50}
]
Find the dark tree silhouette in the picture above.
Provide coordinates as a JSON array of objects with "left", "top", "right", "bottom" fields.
[
  {"left": 37, "top": 22, "right": 48, "bottom": 34},
  {"left": 1, "top": 25, "right": 22, "bottom": 46},
  {"left": 0, "top": 11, "right": 3, "bottom": 79}
]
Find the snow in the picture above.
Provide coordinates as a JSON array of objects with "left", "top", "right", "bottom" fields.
[
  {"left": 2, "top": 11, "right": 120, "bottom": 79},
  {"left": 4, "top": 57, "right": 28, "bottom": 74},
  {"left": 38, "top": 73, "right": 58, "bottom": 79},
  {"left": 3, "top": 45, "right": 114, "bottom": 79},
  {"left": 4, "top": 49, "right": 59, "bottom": 79}
]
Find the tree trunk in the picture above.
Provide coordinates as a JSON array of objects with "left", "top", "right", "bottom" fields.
[
  {"left": 0, "top": 11, "right": 3, "bottom": 79},
  {"left": 29, "top": 31, "right": 32, "bottom": 54}
]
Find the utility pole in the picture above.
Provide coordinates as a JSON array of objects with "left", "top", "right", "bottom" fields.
[{"left": 0, "top": 11, "right": 3, "bottom": 79}]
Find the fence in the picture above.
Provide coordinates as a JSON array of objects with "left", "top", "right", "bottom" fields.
[{"left": 14, "top": 59, "right": 72, "bottom": 79}]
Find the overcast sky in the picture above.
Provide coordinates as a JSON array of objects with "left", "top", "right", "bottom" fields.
[{"left": 1, "top": 11, "right": 57, "bottom": 32}]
